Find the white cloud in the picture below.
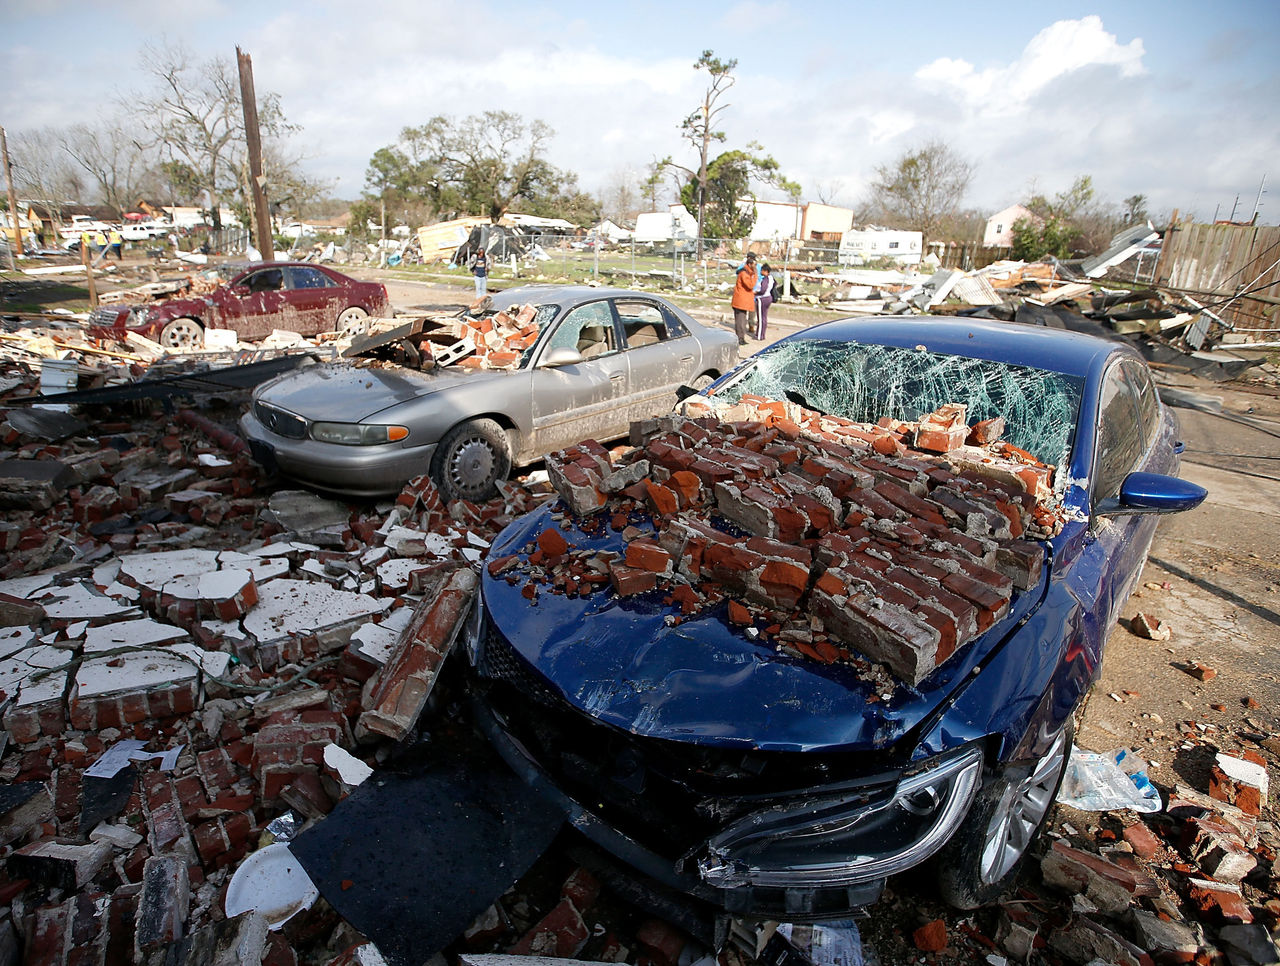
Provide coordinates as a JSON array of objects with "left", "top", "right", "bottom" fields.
[{"left": 915, "top": 16, "right": 1145, "bottom": 116}]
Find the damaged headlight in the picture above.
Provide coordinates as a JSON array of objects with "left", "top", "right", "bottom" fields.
[
  {"left": 310, "top": 422, "right": 410, "bottom": 445},
  {"left": 695, "top": 744, "right": 983, "bottom": 889},
  {"left": 130, "top": 307, "right": 151, "bottom": 326}
]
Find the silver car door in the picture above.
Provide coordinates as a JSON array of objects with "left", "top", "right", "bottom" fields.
[
  {"left": 617, "top": 298, "right": 696, "bottom": 423},
  {"left": 529, "top": 301, "right": 631, "bottom": 453}
]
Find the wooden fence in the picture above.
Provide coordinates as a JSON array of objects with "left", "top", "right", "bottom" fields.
[{"left": 1155, "top": 222, "right": 1280, "bottom": 338}]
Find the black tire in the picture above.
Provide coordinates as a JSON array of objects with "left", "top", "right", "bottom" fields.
[
  {"left": 934, "top": 722, "right": 1072, "bottom": 909},
  {"left": 430, "top": 418, "right": 512, "bottom": 502},
  {"left": 159, "top": 317, "right": 204, "bottom": 350}
]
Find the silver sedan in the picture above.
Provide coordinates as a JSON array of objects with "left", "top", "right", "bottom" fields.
[{"left": 239, "top": 285, "right": 740, "bottom": 500}]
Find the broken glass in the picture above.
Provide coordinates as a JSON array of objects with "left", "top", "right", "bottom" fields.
[{"left": 712, "top": 340, "right": 1084, "bottom": 469}]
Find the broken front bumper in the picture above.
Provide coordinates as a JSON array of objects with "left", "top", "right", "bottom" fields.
[{"left": 465, "top": 601, "right": 987, "bottom": 919}]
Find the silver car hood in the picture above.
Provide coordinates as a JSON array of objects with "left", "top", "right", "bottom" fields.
[{"left": 257, "top": 362, "right": 505, "bottom": 422}]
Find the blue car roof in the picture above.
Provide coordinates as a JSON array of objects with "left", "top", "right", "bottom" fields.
[{"left": 787, "top": 315, "right": 1125, "bottom": 380}]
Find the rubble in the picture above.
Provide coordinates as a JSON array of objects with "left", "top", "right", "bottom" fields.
[{"left": 519, "top": 398, "right": 1059, "bottom": 686}]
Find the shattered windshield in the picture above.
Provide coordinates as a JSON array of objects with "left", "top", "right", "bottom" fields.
[{"left": 715, "top": 339, "right": 1084, "bottom": 467}]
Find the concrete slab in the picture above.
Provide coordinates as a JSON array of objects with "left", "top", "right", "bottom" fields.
[{"left": 242, "top": 580, "right": 390, "bottom": 646}]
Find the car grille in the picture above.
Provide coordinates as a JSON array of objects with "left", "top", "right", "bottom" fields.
[
  {"left": 90, "top": 306, "right": 124, "bottom": 327},
  {"left": 472, "top": 610, "right": 900, "bottom": 860},
  {"left": 253, "top": 401, "right": 308, "bottom": 439}
]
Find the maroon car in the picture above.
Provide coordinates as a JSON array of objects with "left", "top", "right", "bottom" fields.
[{"left": 88, "top": 262, "right": 391, "bottom": 349}]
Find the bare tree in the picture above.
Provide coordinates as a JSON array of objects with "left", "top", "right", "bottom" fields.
[
  {"left": 60, "top": 121, "right": 150, "bottom": 215},
  {"left": 814, "top": 179, "right": 847, "bottom": 206},
  {"left": 9, "top": 128, "right": 84, "bottom": 235},
  {"left": 663, "top": 51, "right": 737, "bottom": 253},
  {"left": 871, "top": 140, "right": 974, "bottom": 248},
  {"left": 131, "top": 41, "right": 292, "bottom": 228}
]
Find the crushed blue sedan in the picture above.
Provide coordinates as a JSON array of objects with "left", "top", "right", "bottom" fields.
[{"left": 461, "top": 315, "right": 1205, "bottom": 920}]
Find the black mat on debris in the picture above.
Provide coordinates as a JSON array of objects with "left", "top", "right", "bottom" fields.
[{"left": 290, "top": 747, "right": 563, "bottom": 966}]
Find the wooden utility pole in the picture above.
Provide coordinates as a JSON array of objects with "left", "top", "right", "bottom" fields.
[
  {"left": 80, "top": 237, "right": 98, "bottom": 307},
  {"left": 1, "top": 126, "right": 25, "bottom": 260},
  {"left": 235, "top": 47, "right": 274, "bottom": 262}
]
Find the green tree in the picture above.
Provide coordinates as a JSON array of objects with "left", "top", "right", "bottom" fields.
[
  {"left": 871, "top": 140, "right": 973, "bottom": 249},
  {"left": 398, "top": 112, "right": 556, "bottom": 222},
  {"left": 677, "top": 148, "right": 798, "bottom": 240}
]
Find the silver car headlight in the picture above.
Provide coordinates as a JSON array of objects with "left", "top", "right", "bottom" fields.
[
  {"left": 696, "top": 744, "right": 983, "bottom": 889},
  {"left": 310, "top": 422, "right": 410, "bottom": 445}
]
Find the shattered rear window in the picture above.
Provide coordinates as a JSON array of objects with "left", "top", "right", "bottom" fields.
[{"left": 715, "top": 339, "right": 1084, "bottom": 468}]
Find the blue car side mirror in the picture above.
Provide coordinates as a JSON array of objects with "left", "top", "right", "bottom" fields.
[{"left": 1096, "top": 472, "right": 1207, "bottom": 517}]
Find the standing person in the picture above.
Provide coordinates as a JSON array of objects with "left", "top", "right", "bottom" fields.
[
  {"left": 80, "top": 230, "right": 94, "bottom": 257},
  {"left": 108, "top": 227, "right": 123, "bottom": 260},
  {"left": 471, "top": 244, "right": 488, "bottom": 299},
  {"left": 731, "top": 252, "right": 757, "bottom": 345},
  {"left": 93, "top": 230, "right": 108, "bottom": 259},
  {"left": 755, "top": 262, "right": 776, "bottom": 340}
]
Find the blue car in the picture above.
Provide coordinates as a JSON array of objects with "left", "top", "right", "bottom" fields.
[{"left": 462, "top": 316, "right": 1205, "bottom": 919}]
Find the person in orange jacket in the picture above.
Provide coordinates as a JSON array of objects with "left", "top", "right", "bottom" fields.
[{"left": 731, "top": 252, "right": 757, "bottom": 345}]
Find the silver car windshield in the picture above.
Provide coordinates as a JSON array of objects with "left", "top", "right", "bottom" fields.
[{"left": 712, "top": 339, "right": 1084, "bottom": 469}]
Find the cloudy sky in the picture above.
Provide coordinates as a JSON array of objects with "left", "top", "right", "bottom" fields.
[{"left": 4, "top": 0, "right": 1277, "bottom": 223}]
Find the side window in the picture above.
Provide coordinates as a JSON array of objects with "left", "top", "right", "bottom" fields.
[
  {"left": 1093, "top": 365, "right": 1143, "bottom": 503},
  {"left": 287, "top": 267, "right": 335, "bottom": 289},
  {"left": 546, "top": 302, "right": 617, "bottom": 360},
  {"left": 1120, "top": 359, "right": 1160, "bottom": 452},
  {"left": 242, "top": 269, "right": 283, "bottom": 293},
  {"left": 617, "top": 300, "right": 680, "bottom": 348}
]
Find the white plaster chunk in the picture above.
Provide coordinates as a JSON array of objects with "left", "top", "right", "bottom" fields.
[
  {"left": 119, "top": 548, "right": 221, "bottom": 593},
  {"left": 194, "top": 617, "right": 250, "bottom": 643},
  {"left": 0, "top": 573, "right": 55, "bottom": 600},
  {"left": 104, "top": 581, "right": 141, "bottom": 602},
  {"left": 246, "top": 540, "right": 320, "bottom": 559},
  {"left": 83, "top": 618, "right": 189, "bottom": 653},
  {"left": 461, "top": 548, "right": 483, "bottom": 563},
  {"left": 89, "top": 823, "right": 145, "bottom": 849},
  {"left": 160, "top": 574, "right": 201, "bottom": 603},
  {"left": 74, "top": 641, "right": 228, "bottom": 699},
  {"left": 197, "top": 568, "right": 255, "bottom": 603},
  {"left": 217, "top": 550, "right": 291, "bottom": 583},
  {"left": 359, "top": 546, "right": 391, "bottom": 568},
  {"left": 4, "top": 645, "right": 72, "bottom": 706},
  {"left": 41, "top": 582, "right": 141, "bottom": 622},
  {"left": 1217, "top": 753, "right": 1269, "bottom": 797},
  {"left": 0, "top": 626, "right": 37, "bottom": 660},
  {"left": 65, "top": 621, "right": 88, "bottom": 640},
  {"left": 349, "top": 608, "right": 414, "bottom": 665},
  {"left": 242, "top": 580, "right": 390, "bottom": 645},
  {"left": 466, "top": 532, "right": 490, "bottom": 549},
  {"left": 92, "top": 559, "right": 121, "bottom": 589},
  {"left": 374, "top": 558, "right": 437, "bottom": 594},
  {"left": 385, "top": 526, "right": 455, "bottom": 558},
  {"left": 197, "top": 453, "right": 232, "bottom": 468},
  {"left": 323, "top": 743, "right": 373, "bottom": 787}
]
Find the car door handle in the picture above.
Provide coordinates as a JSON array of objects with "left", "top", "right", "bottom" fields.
[
  {"left": 679, "top": 354, "right": 694, "bottom": 364},
  {"left": 609, "top": 372, "right": 625, "bottom": 382}
]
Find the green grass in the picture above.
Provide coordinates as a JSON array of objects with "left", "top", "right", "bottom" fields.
[{"left": 0, "top": 274, "right": 95, "bottom": 314}]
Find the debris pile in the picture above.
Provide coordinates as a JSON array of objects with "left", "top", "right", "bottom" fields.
[
  {"left": 0, "top": 380, "right": 565, "bottom": 962},
  {"left": 501, "top": 397, "right": 1060, "bottom": 687},
  {"left": 964, "top": 746, "right": 1280, "bottom": 966}
]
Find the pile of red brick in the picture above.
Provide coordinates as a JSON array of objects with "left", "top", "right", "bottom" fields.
[
  {"left": 438, "top": 302, "right": 542, "bottom": 371},
  {"left": 513, "top": 396, "right": 1062, "bottom": 686},
  {"left": 0, "top": 377, "right": 566, "bottom": 962}
]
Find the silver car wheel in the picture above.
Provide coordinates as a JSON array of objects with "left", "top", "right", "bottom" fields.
[
  {"left": 159, "top": 317, "right": 204, "bottom": 350},
  {"left": 449, "top": 436, "right": 496, "bottom": 492},
  {"left": 338, "top": 306, "right": 369, "bottom": 336},
  {"left": 977, "top": 728, "right": 1069, "bottom": 886}
]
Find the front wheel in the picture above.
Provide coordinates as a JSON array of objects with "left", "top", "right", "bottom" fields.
[
  {"left": 337, "top": 306, "right": 370, "bottom": 336},
  {"left": 159, "top": 317, "right": 204, "bottom": 350},
  {"left": 934, "top": 723, "right": 1072, "bottom": 909},
  {"left": 430, "top": 418, "right": 512, "bottom": 502}
]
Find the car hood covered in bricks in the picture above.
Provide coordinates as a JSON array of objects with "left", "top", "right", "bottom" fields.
[{"left": 479, "top": 392, "right": 1064, "bottom": 753}]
